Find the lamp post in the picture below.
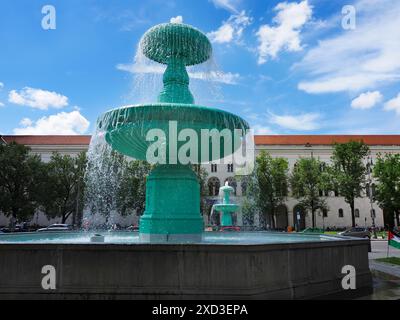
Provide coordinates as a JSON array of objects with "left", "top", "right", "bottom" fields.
[{"left": 367, "top": 156, "right": 377, "bottom": 239}]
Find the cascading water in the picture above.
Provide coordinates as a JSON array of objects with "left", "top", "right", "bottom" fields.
[{"left": 83, "top": 21, "right": 249, "bottom": 241}]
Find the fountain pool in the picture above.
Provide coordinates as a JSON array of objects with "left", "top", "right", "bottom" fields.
[{"left": 0, "top": 231, "right": 342, "bottom": 245}]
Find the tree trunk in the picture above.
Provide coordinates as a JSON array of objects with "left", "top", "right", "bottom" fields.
[
  {"left": 350, "top": 200, "right": 356, "bottom": 227},
  {"left": 396, "top": 209, "right": 400, "bottom": 227},
  {"left": 311, "top": 208, "right": 316, "bottom": 229}
]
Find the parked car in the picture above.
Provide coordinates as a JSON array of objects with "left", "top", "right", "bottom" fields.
[
  {"left": 220, "top": 226, "right": 241, "bottom": 232},
  {"left": 338, "top": 227, "right": 371, "bottom": 239},
  {"left": 37, "top": 224, "right": 72, "bottom": 232}
]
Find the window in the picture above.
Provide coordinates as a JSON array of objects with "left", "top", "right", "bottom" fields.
[
  {"left": 355, "top": 209, "right": 360, "bottom": 218},
  {"left": 208, "top": 177, "right": 220, "bottom": 196},
  {"left": 334, "top": 189, "right": 339, "bottom": 197},
  {"left": 227, "top": 164, "right": 234, "bottom": 173},
  {"left": 338, "top": 209, "right": 344, "bottom": 218},
  {"left": 211, "top": 164, "right": 217, "bottom": 173},
  {"left": 366, "top": 183, "right": 370, "bottom": 197},
  {"left": 323, "top": 209, "right": 328, "bottom": 218}
]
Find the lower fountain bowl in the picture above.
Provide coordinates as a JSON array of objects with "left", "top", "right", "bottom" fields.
[{"left": 0, "top": 231, "right": 372, "bottom": 300}]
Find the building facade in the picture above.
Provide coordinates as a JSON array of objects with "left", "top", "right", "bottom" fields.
[{"left": 2, "top": 135, "right": 400, "bottom": 229}]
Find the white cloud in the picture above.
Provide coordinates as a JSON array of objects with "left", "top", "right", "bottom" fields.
[
  {"left": 8, "top": 87, "right": 68, "bottom": 110},
  {"left": 384, "top": 93, "right": 400, "bottom": 115},
  {"left": 268, "top": 111, "right": 320, "bottom": 131},
  {"left": 256, "top": 0, "right": 312, "bottom": 64},
  {"left": 0, "top": 82, "right": 4, "bottom": 89},
  {"left": 20, "top": 118, "right": 33, "bottom": 127},
  {"left": 207, "top": 11, "right": 251, "bottom": 44},
  {"left": 0, "top": 102, "right": 4, "bottom": 107},
  {"left": 116, "top": 62, "right": 165, "bottom": 74},
  {"left": 117, "top": 62, "right": 240, "bottom": 85},
  {"left": 170, "top": 16, "right": 183, "bottom": 24},
  {"left": 297, "top": 0, "right": 400, "bottom": 94},
  {"left": 351, "top": 91, "right": 383, "bottom": 110},
  {"left": 210, "top": 0, "right": 240, "bottom": 13},
  {"left": 13, "top": 111, "right": 90, "bottom": 135},
  {"left": 252, "top": 124, "right": 274, "bottom": 135}
]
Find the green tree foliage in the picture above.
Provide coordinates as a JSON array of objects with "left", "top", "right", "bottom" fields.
[
  {"left": 331, "top": 141, "right": 370, "bottom": 227},
  {"left": 373, "top": 153, "right": 400, "bottom": 229},
  {"left": 0, "top": 142, "right": 44, "bottom": 224},
  {"left": 38, "top": 152, "right": 87, "bottom": 224},
  {"left": 244, "top": 151, "right": 289, "bottom": 229},
  {"left": 191, "top": 164, "right": 209, "bottom": 217},
  {"left": 116, "top": 160, "right": 152, "bottom": 217},
  {"left": 290, "top": 158, "right": 330, "bottom": 228}
]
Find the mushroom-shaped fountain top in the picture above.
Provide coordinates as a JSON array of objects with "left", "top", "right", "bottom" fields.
[{"left": 140, "top": 23, "right": 212, "bottom": 66}]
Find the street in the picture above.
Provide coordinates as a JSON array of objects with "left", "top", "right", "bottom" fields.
[{"left": 369, "top": 240, "right": 400, "bottom": 260}]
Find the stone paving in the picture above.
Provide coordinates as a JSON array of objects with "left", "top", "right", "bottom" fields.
[{"left": 362, "top": 240, "right": 400, "bottom": 300}]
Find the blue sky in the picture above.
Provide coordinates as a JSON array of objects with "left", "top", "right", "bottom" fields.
[{"left": 0, "top": 0, "right": 399, "bottom": 135}]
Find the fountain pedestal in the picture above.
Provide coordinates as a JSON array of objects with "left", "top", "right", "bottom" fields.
[{"left": 139, "top": 164, "right": 203, "bottom": 242}]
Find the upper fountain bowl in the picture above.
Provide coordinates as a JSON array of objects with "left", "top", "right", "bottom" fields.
[{"left": 140, "top": 23, "right": 212, "bottom": 66}]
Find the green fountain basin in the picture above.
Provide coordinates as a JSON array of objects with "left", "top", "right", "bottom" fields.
[{"left": 99, "top": 103, "right": 249, "bottom": 163}]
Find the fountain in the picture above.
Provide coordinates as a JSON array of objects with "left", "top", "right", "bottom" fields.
[
  {"left": 212, "top": 182, "right": 239, "bottom": 227},
  {"left": 0, "top": 21, "right": 372, "bottom": 300},
  {"left": 98, "top": 22, "right": 248, "bottom": 242}
]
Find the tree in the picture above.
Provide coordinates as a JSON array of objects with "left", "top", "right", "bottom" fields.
[
  {"left": 331, "top": 141, "right": 370, "bottom": 227},
  {"left": 38, "top": 152, "right": 87, "bottom": 224},
  {"left": 0, "top": 142, "right": 44, "bottom": 225},
  {"left": 116, "top": 160, "right": 152, "bottom": 217},
  {"left": 245, "top": 151, "right": 289, "bottom": 228},
  {"left": 192, "top": 164, "right": 209, "bottom": 217},
  {"left": 290, "top": 158, "right": 330, "bottom": 228},
  {"left": 373, "top": 153, "right": 400, "bottom": 229}
]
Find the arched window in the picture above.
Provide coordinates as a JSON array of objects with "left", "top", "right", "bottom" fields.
[
  {"left": 355, "top": 209, "right": 360, "bottom": 218},
  {"left": 225, "top": 177, "right": 237, "bottom": 196},
  {"left": 207, "top": 177, "right": 220, "bottom": 196},
  {"left": 338, "top": 209, "right": 344, "bottom": 218}
]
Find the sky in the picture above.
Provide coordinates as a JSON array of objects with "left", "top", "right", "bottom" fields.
[{"left": 0, "top": 0, "right": 400, "bottom": 136}]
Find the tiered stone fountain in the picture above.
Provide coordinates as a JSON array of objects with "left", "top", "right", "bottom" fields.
[
  {"left": 98, "top": 22, "right": 248, "bottom": 242},
  {"left": 212, "top": 182, "right": 239, "bottom": 227}
]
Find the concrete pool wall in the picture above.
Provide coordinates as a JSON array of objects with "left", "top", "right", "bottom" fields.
[{"left": 0, "top": 237, "right": 372, "bottom": 299}]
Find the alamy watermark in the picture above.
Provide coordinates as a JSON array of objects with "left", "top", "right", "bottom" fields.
[
  {"left": 341, "top": 265, "right": 356, "bottom": 290},
  {"left": 145, "top": 121, "right": 255, "bottom": 175},
  {"left": 342, "top": 5, "right": 356, "bottom": 30},
  {"left": 41, "top": 265, "right": 56, "bottom": 290},
  {"left": 41, "top": 5, "right": 56, "bottom": 30}
]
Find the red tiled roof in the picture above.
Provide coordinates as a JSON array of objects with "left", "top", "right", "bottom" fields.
[
  {"left": 2, "top": 135, "right": 92, "bottom": 145},
  {"left": 254, "top": 135, "right": 400, "bottom": 146},
  {"left": 2, "top": 135, "right": 400, "bottom": 146}
]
